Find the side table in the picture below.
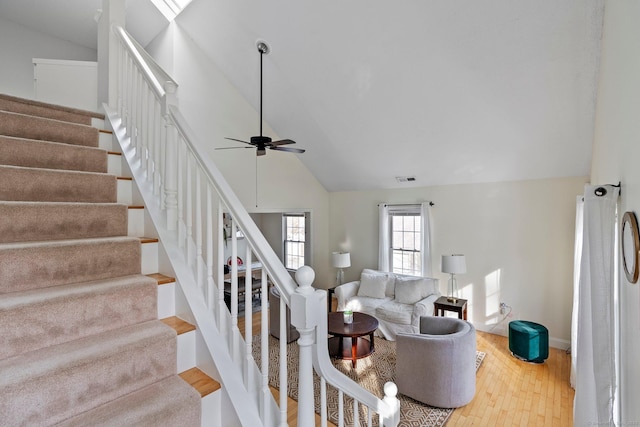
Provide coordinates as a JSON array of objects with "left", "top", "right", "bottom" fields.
[{"left": 433, "top": 296, "right": 468, "bottom": 320}]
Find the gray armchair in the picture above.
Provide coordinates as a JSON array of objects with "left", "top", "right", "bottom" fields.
[
  {"left": 269, "top": 286, "right": 300, "bottom": 343},
  {"left": 396, "top": 316, "right": 476, "bottom": 408}
]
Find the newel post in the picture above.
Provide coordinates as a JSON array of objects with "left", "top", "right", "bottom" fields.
[{"left": 290, "top": 266, "right": 323, "bottom": 427}]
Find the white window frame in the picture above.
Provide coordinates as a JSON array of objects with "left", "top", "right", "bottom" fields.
[
  {"left": 283, "top": 213, "right": 307, "bottom": 270},
  {"left": 379, "top": 202, "right": 432, "bottom": 276}
]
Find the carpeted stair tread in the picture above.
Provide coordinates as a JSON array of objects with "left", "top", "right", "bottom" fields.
[
  {"left": 0, "top": 93, "right": 103, "bottom": 125},
  {"left": 0, "top": 320, "right": 177, "bottom": 426},
  {"left": 0, "top": 165, "right": 116, "bottom": 203},
  {"left": 0, "top": 236, "right": 142, "bottom": 293},
  {"left": 0, "top": 110, "right": 98, "bottom": 147},
  {"left": 0, "top": 201, "right": 128, "bottom": 243},
  {"left": 0, "top": 135, "right": 107, "bottom": 173},
  {"left": 0, "top": 274, "right": 157, "bottom": 360},
  {"left": 57, "top": 375, "right": 201, "bottom": 427}
]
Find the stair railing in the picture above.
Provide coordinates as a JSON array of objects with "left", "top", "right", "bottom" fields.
[{"left": 108, "top": 23, "right": 399, "bottom": 427}]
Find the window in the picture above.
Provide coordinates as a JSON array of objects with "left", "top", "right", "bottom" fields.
[
  {"left": 390, "top": 207, "right": 422, "bottom": 276},
  {"left": 379, "top": 202, "right": 432, "bottom": 277},
  {"left": 284, "top": 213, "right": 306, "bottom": 270}
]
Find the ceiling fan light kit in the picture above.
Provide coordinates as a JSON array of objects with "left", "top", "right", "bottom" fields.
[{"left": 220, "top": 39, "right": 305, "bottom": 157}]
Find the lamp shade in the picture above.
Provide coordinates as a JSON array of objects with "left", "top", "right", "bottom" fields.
[
  {"left": 441, "top": 254, "right": 466, "bottom": 274},
  {"left": 332, "top": 252, "right": 351, "bottom": 268}
]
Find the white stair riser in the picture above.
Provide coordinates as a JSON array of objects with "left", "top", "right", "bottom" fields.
[
  {"left": 141, "top": 242, "right": 158, "bottom": 275},
  {"left": 177, "top": 330, "right": 196, "bottom": 373},
  {"left": 117, "top": 179, "right": 133, "bottom": 205},
  {"left": 108, "top": 154, "right": 122, "bottom": 176},
  {"left": 157, "top": 282, "right": 176, "bottom": 319},
  {"left": 92, "top": 118, "right": 106, "bottom": 128},
  {"left": 201, "top": 391, "right": 222, "bottom": 427},
  {"left": 99, "top": 132, "right": 113, "bottom": 150},
  {"left": 128, "top": 208, "right": 145, "bottom": 237}
]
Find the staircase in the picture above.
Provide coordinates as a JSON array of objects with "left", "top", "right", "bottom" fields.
[{"left": 0, "top": 94, "right": 220, "bottom": 426}]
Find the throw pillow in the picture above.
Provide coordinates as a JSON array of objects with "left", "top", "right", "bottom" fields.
[
  {"left": 361, "top": 269, "right": 396, "bottom": 297},
  {"left": 357, "top": 272, "right": 391, "bottom": 299},
  {"left": 395, "top": 277, "right": 431, "bottom": 305}
]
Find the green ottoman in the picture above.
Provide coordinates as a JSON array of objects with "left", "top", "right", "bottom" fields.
[{"left": 508, "top": 320, "right": 548, "bottom": 363}]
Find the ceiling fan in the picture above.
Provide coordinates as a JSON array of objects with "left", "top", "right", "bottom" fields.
[{"left": 220, "top": 40, "right": 305, "bottom": 156}]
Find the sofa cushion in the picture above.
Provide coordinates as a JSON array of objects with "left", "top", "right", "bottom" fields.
[
  {"left": 357, "top": 271, "right": 394, "bottom": 299},
  {"left": 376, "top": 300, "right": 413, "bottom": 325},
  {"left": 345, "top": 296, "right": 392, "bottom": 316},
  {"left": 361, "top": 269, "right": 396, "bottom": 297},
  {"left": 395, "top": 276, "right": 435, "bottom": 304}
]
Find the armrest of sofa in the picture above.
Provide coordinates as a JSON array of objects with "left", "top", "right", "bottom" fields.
[
  {"left": 334, "top": 280, "right": 360, "bottom": 311},
  {"left": 412, "top": 293, "right": 441, "bottom": 326}
]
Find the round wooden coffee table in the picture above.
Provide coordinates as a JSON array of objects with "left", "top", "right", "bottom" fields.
[{"left": 328, "top": 311, "right": 379, "bottom": 368}]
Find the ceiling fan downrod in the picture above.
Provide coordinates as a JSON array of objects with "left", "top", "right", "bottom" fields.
[{"left": 256, "top": 40, "right": 270, "bottom": 139}]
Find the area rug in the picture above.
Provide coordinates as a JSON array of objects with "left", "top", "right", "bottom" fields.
[{"left": 252, "top": 335, "right": 485, "bottom": 426}]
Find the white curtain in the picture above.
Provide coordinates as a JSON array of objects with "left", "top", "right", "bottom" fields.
[
  {"left": 573, "top": 184, "right": 619, "bottom": 427},
  {"left": 420, "top": 201, "right": 433, "bottom": 277},
  {"left": 377, "top": 202, "right": 432, "bottom": 276},
  {"left": 570, "top": 196, "right": 584, "bottom": 389},
  {"left": 378, "top": 203, "right": 390, "bottom": 272}
]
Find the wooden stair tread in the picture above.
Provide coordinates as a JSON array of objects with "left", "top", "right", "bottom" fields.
[
  {"left": 139, "top": 237, "right": 158, "bottom": 244},
  {"left": 128, "top": 205, "right": 145, "bottom": 209},
  {"left": 179, "top": 367, "right": 221, "bottom": 398},
  {"left": 99, "top": 129, "right": 113, "bottom": 134},
  {"left": 117, "top": 176, "right": 133, "bottom": 181},
  {"left": 107, "top": 151, "right": 122, "bottom": 156},
  {"left": 147, "top": 273, "right": 175, "bottom": 285},
  {"left": 160, "top": 316, "right": 195, "bottom": 335}
]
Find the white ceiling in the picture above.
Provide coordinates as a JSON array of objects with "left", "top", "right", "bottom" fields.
[{"left": 0, "top": 0, "right": 605, "bottom": 192}]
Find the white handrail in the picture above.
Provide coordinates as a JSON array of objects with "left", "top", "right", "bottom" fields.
[{"left": 109, "top": 23, "right": 399, "bottom": 427}]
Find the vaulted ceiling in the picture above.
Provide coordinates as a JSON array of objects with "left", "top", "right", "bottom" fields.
[{"left": 0, "top": 0, "right": 605, "bottom": 192}]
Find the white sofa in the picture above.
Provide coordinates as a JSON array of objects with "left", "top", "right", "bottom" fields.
[{"left": 335, "top": 269, "right": 440, "bottom": 341}]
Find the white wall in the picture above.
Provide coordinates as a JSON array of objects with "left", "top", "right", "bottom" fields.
[
  {"left": 0, "top": 16, "right": 96, "bottom": 99},
  {"left": 145, "top": 24, "right": 332, "bottom": 286},
  {"left": 329, "top": 176, "right": 587, "bottom": 347},
  {"left": 590, "top": 1, "right": 640, "bottom": 423}
]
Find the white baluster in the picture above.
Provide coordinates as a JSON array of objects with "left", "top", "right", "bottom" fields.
[
  {"left": 260, "top": 270, "right": 270, "bottom": 424},
  {"left": 185, "top": 153, "right": 193, "bottom": 265},
  {"left": 320, "top": 377, "right": 328, "bottom": 427},
  {"left": 195, "top": 169, "right": 203, "bottom": 292},
  {"left": 146, "top": 89, "right": 154, "bottom": 180},
  {"left": 163, "top": 120, "right": 177, "bottom": 230},
  {"left": 353, "top": 399, "right": 359, "bottom": 426},
  {"left": 279, "top": 292, "right": 287, "bottom": 427},
  {"left": 217, "top": 201, "right": 226, "bottom": 331},
  {"left": 244, "top": 245, "right": 253, "bottom": 392},
  {"left": 177, "top": 139, "right": 184, "bottom": 247},
  {"left": 338, "top": 390, "right": 344, "bottom": 427},
  {"left": 206, "top": 186, "right": 214, "bottom": 309},
  {"left": 230, "top": 221, "right": 239, "bottom": 360}
]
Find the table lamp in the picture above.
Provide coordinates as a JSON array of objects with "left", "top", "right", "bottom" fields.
[
  {"left": 332, "top": 251, "right": 351, "bottom": 287},
  {"left": 441, "top": 254, "right": 466, "bottom": 303}
]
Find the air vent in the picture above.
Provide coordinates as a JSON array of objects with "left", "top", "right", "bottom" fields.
[{"left": 395, "top": 176, "right": 416, "bottom": 183}]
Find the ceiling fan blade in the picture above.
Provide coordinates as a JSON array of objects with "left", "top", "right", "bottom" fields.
[
  {"left": 215, "top": 146, "right": 253, "bottom": 150},
  {"left": 269, "top": 139, "right": 296, "bottom": 146},
  {"left": 225, "top": 137, "right": 254, "bottom": 146},
  {"left": 271, "top": 146, "right": 305, "bottom": 154}
]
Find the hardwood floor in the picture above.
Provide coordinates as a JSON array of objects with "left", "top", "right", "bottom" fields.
[{"left": 238, "top": 297, "right": 574, "bottom": 426}]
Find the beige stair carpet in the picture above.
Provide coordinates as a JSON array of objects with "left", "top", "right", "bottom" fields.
[{"left": 0, "top": 95, "right": 201, "bottom": 425}]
